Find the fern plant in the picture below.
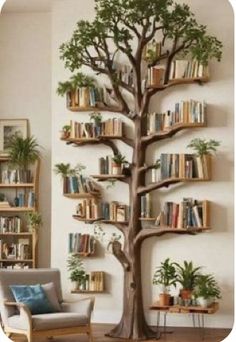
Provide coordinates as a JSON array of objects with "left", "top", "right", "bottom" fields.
[
  {"left": 187, "top": 138, "right": 220, "bottom": 156},
  {"left": 152, "top": 258, "right": 177, "bottom": 293},
  {"left": 54, "top": 163, "right": 86, "bottom": 179},
  {"left": 174, "top": 261, "right": 202, "bottom": 290},
  {"left": 57, "top": 72, "right": 95, "bottom": 96}
]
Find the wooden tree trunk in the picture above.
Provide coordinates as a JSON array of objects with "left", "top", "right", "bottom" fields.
[{"left": 107, "top": 117, "right": 155, "bottom": 339}]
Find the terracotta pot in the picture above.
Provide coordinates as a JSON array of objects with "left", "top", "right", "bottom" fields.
[
  {"left": 180, "top": 289, "right": 192, "bottom": 300},
  {"left": 112, "top": 163, "right": 122, "bottom": 175},
  {"left": 159, "top": 293, "right": 170, "bottom": 306}
]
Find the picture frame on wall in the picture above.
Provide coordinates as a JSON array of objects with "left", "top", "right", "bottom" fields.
[{"left": 0, "top": 119, "right": 28, "bottom": 155}]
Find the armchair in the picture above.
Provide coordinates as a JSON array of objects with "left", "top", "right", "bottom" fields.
[{"left": 0, "top": 269, "right": 94, "bottom": 342}]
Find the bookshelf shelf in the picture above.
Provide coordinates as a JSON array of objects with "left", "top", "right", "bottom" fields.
[
  {"left": 68, "top": 105, "right": 122, "bottom": 113},
  {"left": 91, "top": 174, "right": 127, "bottom": 181},
  {"left": 0, "top": 207, "right": 35, "bottom": 212},
  {"left": 148, "top": 76, "right": 209, "bottom": 90},
  {"left": 0, "top": 259, "right": 33, "bottom": 263},
  {"left": 0, "top": 183, "right": 34, "bottom": 188},
  {"left": 0, "top": 232, "right": 33, "bottom": 236},
  {"left": 72, "top": 215, "right": 103, "bottom": 223},
  {"left": 64, "top": 192, "right": 100, "bottom": 199},
  {"left": 139, "top": 217, "right": 156, "bottom": 221},
  {"left": 102, "top": 220, "right": 129, "bottom": 225},
  {"left": 71, "top": 290, "right": 105, "bottom": 294}
]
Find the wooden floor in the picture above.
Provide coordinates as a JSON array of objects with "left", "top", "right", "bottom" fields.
[{"left": 11, "top": 324, "right": 231, "bottom": 342}]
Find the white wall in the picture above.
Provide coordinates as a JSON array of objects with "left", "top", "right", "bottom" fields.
[{"left": 0, "top": 10, "right": 52, "bottom": 267}]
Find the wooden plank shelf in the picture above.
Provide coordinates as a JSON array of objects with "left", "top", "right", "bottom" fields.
[
  {"left": 64, "top": 192, "right": 100, "bottom": 199},
  {"left": 148, "top": 76, "right": 209, "bottom": 89},
  {"left": 91, "top": 174, "right": 127, "bottom": 181},
  {"left": 73, "top": 215, "right": 103, "bottom": 223},
  {"left": 150, "top": 302, "right": 219, "bottom": 314},
  {"left": 139, "top": 217, "right": 156, "bottom": 221},
  {"left": 68, "top": 105, "right": 122, "bottom": 113},
  {"left": 0, "top": 232, "right": 33, "bottom": 236},
  {"left": 149, "top": 226, "right": 211, "bottom": 233},
  {"left": 0, "top": 207, "right": 35, "bottom": 212},
  {"left": 0, "top": 183, "right": 34, "bottom": 188},
  {"left": 61, "top": 136, "right": 123, "bottom": 143},
  {"left": 72, "top": 252, "right": 95, "bottom": 257},
  {"left": 0, "top": 156, "right": 10, "bottom": 162},
  {"left": 102, "top": 220, "right": 129, "bottom": 225},
  {"left": 71, "top": 290, "right": 105, "bottom": 294},
  {"left": 0, "top": 259, "right": 33, "bottom": 262}
]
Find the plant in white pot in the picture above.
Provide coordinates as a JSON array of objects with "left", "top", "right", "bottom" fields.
[
  {"left": 111, "top": 153, "right": 128, "bottom": 175},
  {"left": 152, "top": 258, "right": 177, "bottom": 306},
  {"left": 193, "top": 274, "right": 221, "bottom": 308},
  {"left": 67, "top": 254, "right": 86, "bottom": 291}
]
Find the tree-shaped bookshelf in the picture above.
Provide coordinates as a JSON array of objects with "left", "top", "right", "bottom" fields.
[{"left": 58, "top": 0, "right": 222, "bottom": 339}]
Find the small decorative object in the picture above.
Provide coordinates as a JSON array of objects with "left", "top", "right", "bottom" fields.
[
  {"left": 152, "top": 258, "right": 177, "bottom": 306},
  {"left": 193, "top": 274, "right": 221, "bottom": 308},
  {"left": 112, "top": 153, "right": 128, "bottom": 175},
  {"left": 14, "top": 196, "right": 19, "bottom": 207},
  {"left": 67, "top": 254, "right": 86, "bottom": 290},
  {"left": 0, "top": 119, "right": 28, "bottom": 155},
  {"left": 26, "top": 212, "right": 42, "bottom": 232},
  {"left": 61, "top": 125, "right": 71, "bottom": 139},
  {"left": 174, "top": 261, "right": 202, "bottom": 301}
]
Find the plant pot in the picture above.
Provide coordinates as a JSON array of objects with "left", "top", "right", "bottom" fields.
[
  {"left": 197, "top": 297, "right": 213, "bottom": 308},
  {"left": 159, "top": 293, "right": 170, "bottom": 306},
  {"left": 180, "top": 289, "right": 192, "bottom": 300},
  {"left": 112, "top": 163, "right": 122, "bottom": 175}
]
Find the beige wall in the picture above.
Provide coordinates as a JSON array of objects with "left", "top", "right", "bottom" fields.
[{"left": 0, "top": 10, "right": 52, "bottom": 267}]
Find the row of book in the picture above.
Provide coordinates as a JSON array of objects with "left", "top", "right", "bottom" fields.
[
  {"left": 147, "top": 100, "right": 206, "bottom": 134},
  {"left": 99, "top": 155, "right": 118, "bottom": 175},
  {"left": 1, "top": 169, "right": 32, "bottom": 184},
  {"left": 76, "top": 199, "right": 100, "bottom": 220},
  {"left": 0, "top": 264, "right": 30, "bottom": 269},
  {"left": 160, "top": 154, "right": 211, "bottom": 180},
  {"left": 0, "top": 239, "right": 31, "bottom": 260},
  {"left": 63, "top": 176, "right": 99, "bottom": 195},
  {"left": 69, "top": 118, "right": 123, "bottom": 139},
  {"left": 0, "top": 216, "right": 22, "bottom": 233},
  {"left": 169, "top": 59, "right": 209, "bottom": 80},
  {"left": 140, "top": 194, "right": 152, "bottom": 218},
  {"left": 68, "top": 233, "right": 95, "bottom": 255},
  {"left": 66, "top": 87, "right": 105, "bottom": 108},
  {"left": 0, "top": 191, "right": 35, "bottom": 209},
  {"left": 77, "top": 271, "right": 104, "bottom": 292},
  {"left": 101, "top": 202, "right": 129, "bottom": 222},
  {"left": 113, "top": 62, "right": 134, "bottom": 87},
  {"left": 155, "top": 199, "right": 209, "bottom": 229}
]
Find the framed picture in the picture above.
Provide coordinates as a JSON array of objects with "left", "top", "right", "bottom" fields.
[{"left": 0, "top": 119, "right": 28, "bottom": 155}]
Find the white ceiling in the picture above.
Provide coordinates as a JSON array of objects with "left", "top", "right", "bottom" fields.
[{"left": 2, "top": 0, "right": 52, "bottom": 13}]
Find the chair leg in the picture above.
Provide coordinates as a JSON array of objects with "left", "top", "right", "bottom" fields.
[
  {"left": 88, "top": 326, "right": 94, "bottom": 342},
  {"left": 26, "top": 331, "right": 33, "bottom": 342}
]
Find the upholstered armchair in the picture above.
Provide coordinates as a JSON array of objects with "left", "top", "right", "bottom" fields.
[{"left": 0, "top": 269, "right": 94, "bottom": 342}]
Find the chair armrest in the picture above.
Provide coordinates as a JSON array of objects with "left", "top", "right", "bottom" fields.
[
  {"left": 61, "top": 297, "right": 95, "bottom": 319},
  {"left": 4, "top": 301, "right": 32, "bottom": 330}
]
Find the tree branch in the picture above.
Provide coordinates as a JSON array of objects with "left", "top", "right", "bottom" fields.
[
  {"left": 111, "top": 240, "right": 130, "bottom": 271},
  {"left": 137, "top": 178, "right": 181, "bottom": 195},
  {"left": 138, "top": 164, "right": 157, "bottom": 174}
]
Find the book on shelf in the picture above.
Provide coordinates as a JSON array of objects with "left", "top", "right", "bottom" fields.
[
  {"left": 66, "top": 86, "right": 106, "bottom": 108},
  {"left": 69, "top": 118, "right": 123, "bottom": 139},
  {"left": 63, "top": 175, "right": 99, "bottom": 195},
  {"left": 147, "top": 100, "right": 206, "bottom": 135},
  {"left": 0, "top": 238, "right": 31, "bottom": 260},
  {"left": 68, "top": 233, "right": 95, "bottom": 255},
  {"left": 99, "top": 155, "right": 114, "bottom": 174},
  {"left": 0, "top": 216, "right": 22, "bottom": 233},
  {"left": 0, "top": 201, "right": 11, "bottom": 208},
  {"left": 101, "top": 202, "right": 129, "bottom": 222},
  {"left": 160, "top": 153, "right": 211, "bottom": 180},
  {"left": 147, "top": 65, "right": 165, "bottom": 86},
  {"left": 155, "top": 198, "right": 209, "bottom": 229},
  {"left": 89, "top": 271, "right": 104, "bottom": 291},
  {"left": 169, "top": 59, "right": 209, "bottom": 80},
  {"left": 0, "top": 169, "right": 32, "bottom": 184},
  {"left": 113, "top": 62, "right": 134, "bottom": 87},
  {"left": 141, "top": 193, "right": 152, "bottom": 218},
  {"left": 0, "top": 263, "right": 30, "bottom": 269},
  {"left": 75, "top": 199, "right": 100, "bottom": 219}
]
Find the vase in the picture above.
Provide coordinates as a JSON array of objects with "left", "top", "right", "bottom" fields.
[{"left": 159, "top": 293, "right": 170, "bottom": 306}]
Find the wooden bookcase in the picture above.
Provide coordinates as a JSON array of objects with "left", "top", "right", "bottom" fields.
[{"left": 0, "top": 157, "right": 40, "bottom": 269}]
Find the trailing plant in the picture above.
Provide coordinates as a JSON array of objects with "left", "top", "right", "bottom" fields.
[
  {"left": 8, "top": 136, "right": 40, "bottom": 171},
  {"left": 152, "top": 258, "right": 177, "bottom": 293},
  {"left": 193, "top": 274, "right": 221, "bottom": 300},
  {"left": 54, "top": 163, "right": 86, "bottom": 179},
  {"left": 174, "top": 260, "right": 202, "bottom": 290},
  {"left": 187, "top": 138, "right": 221, "bottom": 156},
  {"left": 26, "top": 212, "right": 42, "bottom": 232},
  {"left": 112, "top": 153, "right": 128, "bottom": 166},
  {"left": 57, "top": 73, "right": 95, "bottom": 96},
  {"left": 90, "top": 112, "right": 102, "bottom": 125}
]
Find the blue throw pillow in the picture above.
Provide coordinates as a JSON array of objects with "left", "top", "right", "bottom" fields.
[{"left": 10, "top": 284, "right": 55, "bottom": 315}]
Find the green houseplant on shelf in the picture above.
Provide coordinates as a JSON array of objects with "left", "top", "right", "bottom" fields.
[
  {"left": 152, "top": 258, "right": 177, "bottom": 306},
  {"left": 67, "top": 254, "right": 86, "bottom": 291},
  {"left": 54, "top": 163, "right": 86, "bottom": 194},
  {"left": 193, "top": 274, "right": 221, "bottom": 308},
  {"left": 61, "top": 125, "right": 71, "bottom": 139},
  {"left": 112, "top": 153, "right": 128, "bottom": 175},
  {"left": 26, "top": 212, "right": 42, "bottom": 233},
  {"left": 174, "top": 261, "right": 202, "bottom": 301}
]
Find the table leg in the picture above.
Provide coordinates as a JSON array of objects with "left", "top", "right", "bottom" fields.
[
  {"left": 192, "top": 313, "right": 196, "bottom": 328},
  {"left": 156, "top": 311, "right": 161, "bottom": 340},
  {"left": 201, "top": 314, "right": 205, "bottom": 340}
]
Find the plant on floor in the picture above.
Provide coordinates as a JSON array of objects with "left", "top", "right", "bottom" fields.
[
  {"left": 67, "top": 254, "right": 86, "bottom": 289},
  {"left": 8, "top": 136, "right": 40, "bottom": 171},
  {"left": 59, "top": 0, "right": 222, "bottom": 338},
  {"left": 26, "top": 212, "right": 42, "bottom": 232},
  {"left": 187, "top": 138, "right": 221, "bottom": 156},
  {"left": 152, "top": 258, "right": 177, "bottom": 306},
  {"left": 193, "top": 274, "right": 221, "bottom": 307}
]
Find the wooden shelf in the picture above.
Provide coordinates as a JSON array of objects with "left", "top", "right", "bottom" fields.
[
  {"left": 102, "top": 220, "right": 129, "bottom": 225},
  {"left": 91, "top": 174, "right": 127, "bottom": 181},
  {"left": 0, "top": 259, "right": 33, "bottom": 262},
  {"left": 148, "top": 76, "right": 209, "bottom": 89},
  {"left": 61, "top": 136, "right": 123, "bottom": 144},
  {"left": 149, "top": 226, "right": 211, "bottom": 233},
  {"left": 139, "top": 217, "right": 156, "bottom": 221},
  {"left": 71, "top": 290, "right": 105, "bottom": 294},
  {"left": 0, "top": 232, "right": 33, "bottom": 236},
  {"left": 64, "top": 192, "right": 100, "bottom": 199},
  {"left": 0, "top": 156, "right": 10, "bottom": 162},
  {"left": 72, "top": 252, "right": 95, "bottom": 257},
  {"left": 73, "top": 215, "right": 103, "bottom": 223},
  {"left": 0, "top": 183, "right": 34, "bottom": 188},
  {"left": 68, "top": 105, "right": 121, "bottom": 113},
  {"left": 150, "top": 302, "right": 219, "bottom": 314},
  {"left": 0, "top": 207, "right": 35, "bottom": 212}
]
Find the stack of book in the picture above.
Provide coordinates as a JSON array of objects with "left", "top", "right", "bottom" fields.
[
  {"left": 143, "top": 40, "right": 162, "bottom": 62},
  {"left": 89, "top": 271, "right": 104, "bottom": 291},
  {"left": 1, "top": 169, "right": 32, "bottom": 184},
  {"left": 68, "top": 233, "right": 95, "bottom": 255},
  {"left": 0, "top": 216, "right": 22, "bottom": 233},
  {"left": 169, "top": 59, "right": 209, "bottom": 80},
  {"left": 147, "top": 65, "right": 165, "bottom": 86},
  {"left": 67, "top": 87, "right": 105, "bottom": 108},
  {"left": 0, "top": 201, "right": 11, "bottom": 209},
  {"left": 0, "top": 239, "right": 31, "bottom": 260},
  {"left": 160, "top": 153, "right": 211, "bottom": 180},
  {"left": 113, "top": 62, "right": 134, "bottom": 87},
  {"left": 147, "top": 100, "right": 206, "bottom": 134},
  {"left": 140, "top": 194, "right": 152, "bottom": 218},
  {"left": 98, "top": 155, "right": 113, "bottom": 174},
  {"left": 155, "top": 198, "right": 209, "bottom": 229},
  {"left": 101, "top": 202, "right": 129, "bottom": 222},
  {"left": 63, "top": 175, "right": 99, "bottom": 195},
  {"left": 75, "top": 199, "right": 100, "bottom": 220},
  {"left": 69, "top": 118, "right": 123, "bottom": 139},
  {"left": 14, "top": 191, "right": 35, "bottom": 208}
]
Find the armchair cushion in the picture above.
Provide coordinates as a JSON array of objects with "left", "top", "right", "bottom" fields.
[
  {"left": 8, "top": 312, "right": 89, "bottom": 331},
  {"left": 42, "top": 282, "right": 61, "bottom": 312},
  {"left": 10, "top": 285, "right": 55, "bottom": 315}
]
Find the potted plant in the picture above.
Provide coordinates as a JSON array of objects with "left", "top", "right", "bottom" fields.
[
  {"left": 174, "top": 261, "right": 202, "bottom": 301},
  {"left": 54, "top": 163, "right": 86, "bottom": 193},
  {"left": 152, "top": 258, "right": 177, "bottom": 306},
  {"left": 8, "top": 135, "right": 40, "bottom": 173},
  {"left": 67, "top": 254, "right": 86, "bottom": 290},
  {"left": 61, "top": 125, "right": 71, "bottom": 139},
  {"left": 90, "top": 112, "right": 102, "bottom": 136},
  {"left": 112, "top": 153, "right": 128, "bottom": 175},
  {"left": 193, "top": 274, "right": 221, "bottom": 308},
  {"left": 26, "top": 211, "right": 42, "bottom": 233}
]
